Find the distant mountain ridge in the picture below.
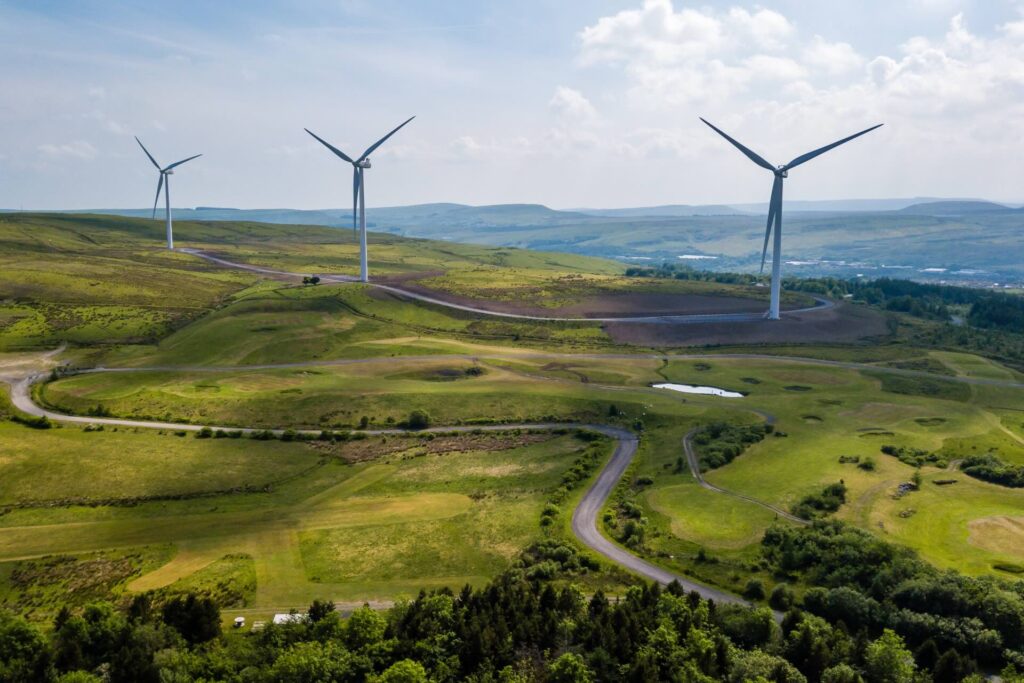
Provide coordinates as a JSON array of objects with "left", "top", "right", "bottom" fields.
[
  {"left": 897, "top": 200, "right": 1012, "bottom": 215},
  {"left": 5, "top": 198, "right": 1023, "bottom": 285}
]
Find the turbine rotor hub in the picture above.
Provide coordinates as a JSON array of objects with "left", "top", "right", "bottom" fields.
[
  {"left": 775, "top": 166, "right": 788, "bottom": 178},
  {"left": 356, "top": 159, "right": 372, "bottom": 169}
]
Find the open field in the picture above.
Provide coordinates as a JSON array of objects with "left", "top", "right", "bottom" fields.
[
  {"left": 29, "top": 345, "right": 1024, "bottom": 587},
  {"left": 0, "top": 416, "right": 610, "bottom": 620},
  {"left": 4, "top": 212, "right": 1024, "bottom": 626},
  {"left": 0, "top": 213, "right": 817, "bottom": 355}
]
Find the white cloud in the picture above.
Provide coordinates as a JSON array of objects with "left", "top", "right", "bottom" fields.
[
  {"left": 726, "top": 7, "right": 795, "bottom": 51},
  {"left": 743, "top": 54, "right": 807, "bottom": 81},
  {"left": 803, "top": 36, "right": 864, "bottom": 74},
  {"left": 549, "top": 86, "right": 598, "bottom": 123},
  {"left": 38, "top": 140, "right": 97, "bottom": 160},
  {"left": 578, "top": 1, "right": 807, "bottom": 105}
]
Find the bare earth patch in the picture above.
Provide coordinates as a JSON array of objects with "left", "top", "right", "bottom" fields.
[
  {"left": 603, "top": 301, "right": 888, "bottom": 346},
  {"left": 967, "top": 516, "right": 1024, "bottom": 559},
  {"left": 374, "top": 284, "right": 788, "bottom": 318},
  {"left": 311, "top": 432, "right": 556, "bottom": 463}
]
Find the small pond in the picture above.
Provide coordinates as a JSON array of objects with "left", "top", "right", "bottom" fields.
[{"left": 652, "top": 383, "right": 745, "bottom": 398}]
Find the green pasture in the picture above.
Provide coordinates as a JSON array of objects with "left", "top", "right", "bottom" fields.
[
  {"left": 38, "top": 356, "right": 699, "bottom": 429},
  {"left": 0, "top": 421, "right": 608, "bottom": 619}
]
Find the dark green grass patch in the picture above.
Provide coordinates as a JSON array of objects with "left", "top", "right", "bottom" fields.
[{"left": 863, "top": 370, "right": 971, "bottom": 402}]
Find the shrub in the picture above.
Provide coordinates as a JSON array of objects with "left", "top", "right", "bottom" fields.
[
  {"left": 770, "top": 583, "right": 795, "bottom": 610},
  {"left": 407, "top": 410, "right": 431, "bottom": 430},
  {"left": 791, "top": 481, "right": 848, "bottom": 520},
  {"left": 11, "top": 414, "right": 52, "bottom": 429},
  {"left": 196, "top": 426, "right": 213, "bottom": 439},
  {"left": 743, "top": 579, "right": 766, "bottom": 600}
]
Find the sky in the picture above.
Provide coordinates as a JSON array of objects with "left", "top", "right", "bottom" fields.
[{"left": 2, "top": 0, "right": 1024, "bottom": 210}]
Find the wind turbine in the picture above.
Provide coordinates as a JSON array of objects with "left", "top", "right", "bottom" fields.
[
  {"left": 135, "top": 137, "right": 201, "bottom": 250},
  {"left": 304, "top": 117, "right": 415, "bottom": 283},
  {"left": 700, "top": 119, "right": 882, "bottom": 320}
]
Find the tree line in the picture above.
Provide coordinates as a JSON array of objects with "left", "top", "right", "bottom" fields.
[{"left": 5, "top": 519, "right": 1024, "bottom": 681}]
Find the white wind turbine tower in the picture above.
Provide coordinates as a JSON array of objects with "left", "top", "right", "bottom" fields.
[
  {"left": 304, "top": 117, "right": 415, "bottom": 283},
  {"left": 135, "top": 137, "right": 202, "bottom": 250},
  {"left": 700, "top": 119, "right": 882, "bottom": 320}
]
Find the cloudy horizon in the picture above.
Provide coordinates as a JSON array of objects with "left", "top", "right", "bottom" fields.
[{"left": 3, "top": 0, "right": 1024, "bottom": 210}]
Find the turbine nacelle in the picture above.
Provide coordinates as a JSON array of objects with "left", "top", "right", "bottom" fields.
[
  {"left": 356, "top": 159, "right": 372, "bottom": 169},
  {"left": 775, "top": 166, "right": 788, "bottom": 178}
]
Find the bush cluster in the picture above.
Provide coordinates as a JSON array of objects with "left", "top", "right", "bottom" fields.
[
  {"left": 961, "top": 453, "right": 1024, "bottom": 488},
  {"left": 790, "top": 481, "right": 848, "bottom": 520},
  {"left": 692, "top": 421, "right": 770, "bottom": 470}
]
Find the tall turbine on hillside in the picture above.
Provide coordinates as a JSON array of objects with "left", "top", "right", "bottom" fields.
[
  {"left": 135, "top": 137, "right": 202, "bottom": 250},
  {"left": 700, "top": 119, "right": 882, "bottom": 320},
  {"left": 304, "top": 117, "right": 415, "bottom": 283}
]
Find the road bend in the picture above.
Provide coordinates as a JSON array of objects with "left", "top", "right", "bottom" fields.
[{"left": 7, "top": 371, "right": 753, "bottom": 607}]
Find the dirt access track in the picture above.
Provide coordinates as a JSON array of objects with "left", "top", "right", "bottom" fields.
[
  {"left": 373, "top": 280, "right": 796, "bottom": 318},
  {"left": 185, "top": 250, "right": 875, "bottom": 342}
]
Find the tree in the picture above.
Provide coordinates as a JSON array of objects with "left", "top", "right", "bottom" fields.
[
  {"left": 56, "top": 673, "right": 103, "bottom": 683},
  {"left": 308, "top": 599, "right": 335, "bottom": 623},
  {"left": 0, "top": 611, "right": 53, "bottom": 683},
  {"left": 743, "top": 579, "right": 766, "bottom": 600},
  {"left": 268, "top": 641, "right": 352, "bottom": 683},
  {"left": 345, "top": 606, "right": 386, "bottom": 650},
  {"left": 378, "top": 659, "right": 427, "bottom": 683},
  {"left": 864, "top": 629, "right": 915, "bottom": 683},
  {"left": 770, "top": 584, "right": 795, "bottom": 611},
  {"left": 933, "top": 649, "right": 975, "bottom": 683},
  {"left": 161, "top": 593, "right": 221, "bottom": 645},
  {"left": 548, "top": 652, "right": 594, "bottom": 683},
  {"left": 821, "top": 663, "right": 864, "bottom": 683},
  {"left": 407, "top": 410, "right": 430, "bottom": 430},
  {"left": 729, "top": 649, "right": 807, "bottom": 683}
]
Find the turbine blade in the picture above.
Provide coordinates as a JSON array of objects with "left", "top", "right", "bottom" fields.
[
  {"left": 136, "top": 137, "right": 161, "bottom": 170},
  {"left": 352, "top": 168, "right": 361, "bottom": 236},
  {"left": 163, "top": 154, "right": 202, "bottom": 171},
  {"left": 783, "top": 124, "right": 883, "bottom": 171},
  {"left": 358, "top": 116, "right": 415, "bottom": 162},
  {"left": 304, "top": 128, "right": 354, "bottom": 164},
  {"left": 152, "top": 174, "right": 164, "bottom": 219},
  {"left": 760, "top": 177, "right": 781, "bottom": 272},
  {"left": 699, "top": 118, "right": 775, "bottom": 172}
]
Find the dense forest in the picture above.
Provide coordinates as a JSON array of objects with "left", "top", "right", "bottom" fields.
[{"left": 4, "top": 522, "right": 1024, "bottom": 682}]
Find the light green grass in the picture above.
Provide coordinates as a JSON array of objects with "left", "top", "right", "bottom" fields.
[
  {"left": 0, "top": 421, "right": 320, "bottom": 505},
  {"left": 0, "top": 430, "right": 607, "bottom": 616}
]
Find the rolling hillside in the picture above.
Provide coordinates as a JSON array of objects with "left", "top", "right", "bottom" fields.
[{"left": 25, "top": 198, "right": 1024, "bottom": 283}]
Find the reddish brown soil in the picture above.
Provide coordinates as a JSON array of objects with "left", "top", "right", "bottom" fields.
[
  {"left": 374, "top": 283, "right": 800, "bottom": 318},
  {"left": 604, "top": 302, "right": 890, "bottom": 346}
]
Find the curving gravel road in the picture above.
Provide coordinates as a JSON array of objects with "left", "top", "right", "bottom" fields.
[
  {"left": 180, "top": 248, "right": 833, "bottom": 324},
  {"left": 7, "top": 371, "right": 751, "bottom": 606}
]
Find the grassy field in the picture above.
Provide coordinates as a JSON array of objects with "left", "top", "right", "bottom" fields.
[
  {"left": 34, "top": 345, "right": 1024, "bottom": 586},
  {"left": 1, "top": 212, "right": 795, "bottom": 354},
  {"left": 0, "top": 415, "right": 613, "bottom": 620},
  {"left": 4, "top": 211, "right": 1024, "bottom": 619}
]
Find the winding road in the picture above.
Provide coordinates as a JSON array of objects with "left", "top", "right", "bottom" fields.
[
  {"left": 6, "top": 368, "right": 753, "bottom": 606},
  {"left": 180, "top": 248, "right": 833, "bottom": 324}
]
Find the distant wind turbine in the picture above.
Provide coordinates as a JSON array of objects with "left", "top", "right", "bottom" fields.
[
  {"left": 304, "top": 117, "right": 415, "bottom": 283},
  {"left": 135, "top": 137, "right": 201, "bottom": 250},
  {"left": 700, "top": 119, "right": 882, "bottom": 320}
]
